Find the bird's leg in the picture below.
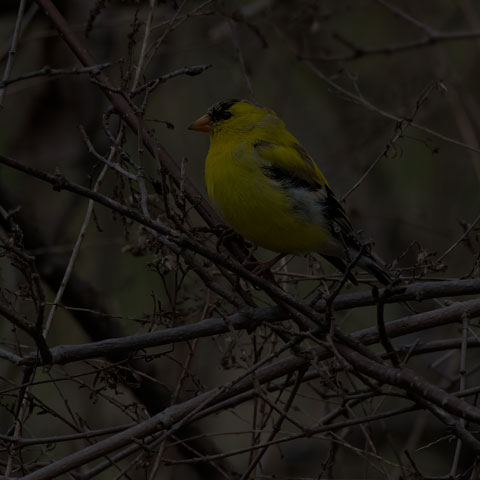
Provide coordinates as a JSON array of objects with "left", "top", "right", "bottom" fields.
[
  {"left": 245, "top": 253, "right": 287, "bottom": 278},
  {"left": 211, "top": 224, "right": 243, "bottom": 252}
]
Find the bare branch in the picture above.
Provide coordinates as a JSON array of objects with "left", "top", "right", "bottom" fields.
[
  {"left": 0, "top": 63, "right": 112, "bottom": 88},
  {"left": 0, "top": 0, "right": 27, "bottom": 106}
]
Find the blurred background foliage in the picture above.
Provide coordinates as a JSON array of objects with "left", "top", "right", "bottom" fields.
[{"left": 1, "top": 0, "right": 480, "bottom": 478}]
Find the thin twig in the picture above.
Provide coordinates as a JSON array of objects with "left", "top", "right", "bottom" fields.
[
  {"left": 229, "top": 18, "right": 255, "bottom": 100},
  {"left": 43, "top": 164, "right": 110, "bottom": 337},
  {"left": 144, "top": 0, "right": 187, "bottom": 69},
  {"left": 0, "top": 0, "right": 27, "bottom": 107},
  {"left": 0, "top": 63, "right": 112, "bottom": 88},
  {"left": 304, "top": 61, "right": 480, "bottom": 156},
  {"left": 450, "top": 314, "right": 470, "bottom": 477},
  {"left": 0, "top": 3, "right": 38, "bottom": 64},
  {"left": 437, "top": 210, "right": 480, "bottom": 262},
  {"left": 239, "top": 369, "right": 306, "bottom": 479},
  {"left": 132, "top": 0, "right": 156, "bottom": 91},
  {"left": 131, "top": 64, "right": 212, "bottom": 97},
  {"left": 78, "top": 126, "right": 137, "bottom": 181},
  {"left": 305, "top": 29, "right": 480, "bottom": 60}
]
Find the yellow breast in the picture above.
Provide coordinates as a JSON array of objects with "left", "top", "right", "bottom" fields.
[{"left": 205, "top": 141, "right": 331, "bottom": 254}]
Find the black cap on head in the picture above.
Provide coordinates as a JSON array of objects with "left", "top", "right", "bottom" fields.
[{"left": 207, "top": 99, "right": 239, "bottom": 122}]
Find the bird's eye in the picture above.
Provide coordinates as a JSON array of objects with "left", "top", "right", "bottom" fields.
[{"left": 208, "top": 107, "right": 233, "bottom": 122}]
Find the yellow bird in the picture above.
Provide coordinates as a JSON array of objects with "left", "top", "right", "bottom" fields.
[{"left": 189, "top": 99, "right": 390, "bottom": 284}]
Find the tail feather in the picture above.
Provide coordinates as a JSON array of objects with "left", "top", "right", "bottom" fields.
[
  {"left": 323, "top": 251, "right": 416, "bottom": 313},
  {"left": 322, "top": 252, "right": 391, "bottom": 286},
  {"left": 321, "top": 254, "right": 358, "bottom": 285},
  {"left": 358, "top": 254, "right": 392, "bottom": 285},
  {"left": 359, "top": 254, "right": 417, "bottom": 313}
]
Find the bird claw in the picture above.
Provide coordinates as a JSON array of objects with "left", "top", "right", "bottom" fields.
[
  {"left": 244, "top": 253, "right": 286, "bottom": 279},
  {"left": 213, "top": 224, "right": 242, "bottom": 252}
]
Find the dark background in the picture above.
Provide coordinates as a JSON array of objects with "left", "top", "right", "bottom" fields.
[{"left": 1, "top": 1, "right": 480, "bottom": 478}]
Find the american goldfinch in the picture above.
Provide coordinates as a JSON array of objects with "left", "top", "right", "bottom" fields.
[{"left": 189, "top": 99, "right": 390, "bottom": 284}]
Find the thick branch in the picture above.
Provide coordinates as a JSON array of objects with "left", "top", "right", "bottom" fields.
[
  {"left": 0, "top": 302, "right": 51, "bottom": 363},
  {"left": 336, "top": 342, "right": 480, "bottom": 425},
  {"left": 16, "top": 296, "right": 480, "bottom": 367}
]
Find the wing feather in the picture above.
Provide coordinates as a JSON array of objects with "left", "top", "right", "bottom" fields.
[
  {"left": 254, "top": 140, "right": 327, "bottom": 187},
  {"left": 254, "top": 139, "right": 356, "bottom": 246},
  {"left": 253, "top": 138, "right": 391, "bottom": 284}
]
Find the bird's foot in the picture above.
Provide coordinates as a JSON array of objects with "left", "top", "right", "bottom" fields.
[
  {"left": 244, "top": 253, "right": 287, "bottom": 279},
  {"left": 212, "top": 224, "right": 244, "bottom": 252}
]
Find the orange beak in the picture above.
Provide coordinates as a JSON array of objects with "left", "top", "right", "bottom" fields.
[{"left": 188, "top": 113, "right": 213, "bottom": 133}]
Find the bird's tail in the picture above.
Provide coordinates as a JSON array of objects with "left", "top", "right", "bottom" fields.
[
  {"left": 323, "top": 250, "right": 416, "bottom": 312},
  {"left": 321, "top": 254, "right": 359, "bottom": 284},
  {"left": 358, "top": 253, "right": 392, "bottom": 285},
  {"left": 359, "top": 253, "right": 417, "bottom": 313},
  {"left": 322, "top": 251, "right": 392, "bottom": 285}
]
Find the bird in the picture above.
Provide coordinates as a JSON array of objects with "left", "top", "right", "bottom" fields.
[{"left": 189, "top": 99, "right": 391, "bottom": 285}]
